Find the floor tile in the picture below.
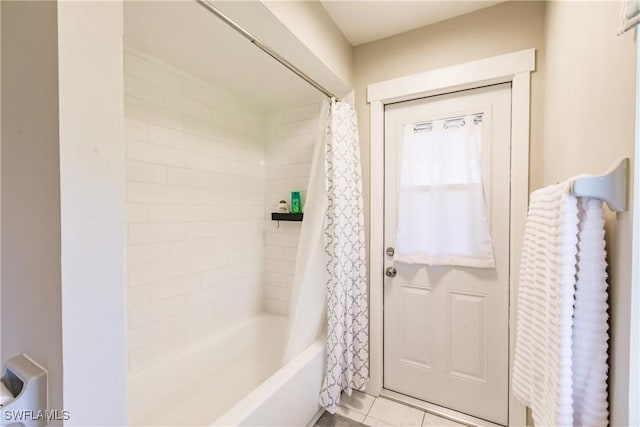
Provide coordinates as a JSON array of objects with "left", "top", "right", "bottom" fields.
[
  {"left": 368, "top": 398, "right": 425, "bottom": 426},
  {"left": 364, "top": 416, "right": 395, "bottom": 427},
  {"left": 316, "top": 411, "right": 368, "bottom": 427},
  {"left": 337, "top": 406, "right": 367, "bottom": 423},
  {"left": 340, "top": 390, "right": 376, "bottom": 414},
  {"left": 422, "top": 412, "right": 466, "bottom": 426}
]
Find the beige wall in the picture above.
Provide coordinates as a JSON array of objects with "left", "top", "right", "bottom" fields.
[
  {"left": 353, "top": 1, "right": 546, "bottom": 320},
  {"left": 354, "top": 1, "right": 636, "bottom": 423},
  {"left": 542, "top": 2, "right": 635, "bottom": 425},
  {"left": 261, "top": 1, "right": 354, "bottom": 88},
  {"left": 1, "top": 0, "right": 63, "bottom": 416}
]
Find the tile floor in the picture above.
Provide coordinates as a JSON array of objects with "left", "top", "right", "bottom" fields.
[{"left": 336, "top": 391, "right": 467, "bottom": 427}]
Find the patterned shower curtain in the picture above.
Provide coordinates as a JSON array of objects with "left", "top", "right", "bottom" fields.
[{"left": 319, "top": 99, "right": 369, "bottom": 414}]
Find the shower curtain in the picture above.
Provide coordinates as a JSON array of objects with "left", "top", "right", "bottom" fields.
[
  {"left": 282, "top": 97, "right": 368, "bottom": 414},
  {"left": 282, "top": 102, "right": 329, "bottom": 364}
]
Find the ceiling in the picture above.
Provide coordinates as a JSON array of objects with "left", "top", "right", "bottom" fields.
[
  {"left": 124, "top": 1, "right": 506, "bottom": 112},
  {"left": 321, "top": 1, "right": 505, "bottom": 46}
]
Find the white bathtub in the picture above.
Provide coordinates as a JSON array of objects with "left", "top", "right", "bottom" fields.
[{"left": 128, "top": 313, "right": 325, "bottom": 426}]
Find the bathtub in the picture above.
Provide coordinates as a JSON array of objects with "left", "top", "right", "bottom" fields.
[{"left": 128, "top": 313, "right": 326, "bottom": 426}]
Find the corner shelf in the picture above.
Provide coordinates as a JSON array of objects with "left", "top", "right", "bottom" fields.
[{"left": 271, "top": 212, "right": 303, "bottom": 222}]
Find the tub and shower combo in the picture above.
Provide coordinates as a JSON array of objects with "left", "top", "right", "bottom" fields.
[
  {"left": 129, "top": 314, "right": 326, "bottom": 426},
  {"left": 125, "top": 2, "right": 366, "bottom": 426}
]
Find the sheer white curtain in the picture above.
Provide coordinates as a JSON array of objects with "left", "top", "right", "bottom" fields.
[{"left": 394, "top": 115, "right": 495, "bottom": 268}]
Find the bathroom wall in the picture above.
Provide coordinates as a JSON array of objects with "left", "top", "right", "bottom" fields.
[
  {"left": 57, "top": 2, "right": 128, "bottom": 423},
  {"left": 541, "top": 2, "right": 636, "bottom": 424},
  {"left": 261, "top": 1, "right": 354, "bottom": 88},
  {"left": 124, "top": 49, "right": 266, "bottom": 371},
  {"left": 263, "top": 103, "right": 321, "bottom": 315},
  {"left": 353, "top": 0, "right": 546, "bottom": 278},
  {"left": 1, "top": 0, "right": 63, "bottom": 416}
]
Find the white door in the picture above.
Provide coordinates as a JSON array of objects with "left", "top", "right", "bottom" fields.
[{"left": 383, "top": 84, "right": 511, "bottom": 425}]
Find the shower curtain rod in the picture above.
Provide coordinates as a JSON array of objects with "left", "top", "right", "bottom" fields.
[{"left": 195, "top": 0, "right": 337, "bottom": 99}]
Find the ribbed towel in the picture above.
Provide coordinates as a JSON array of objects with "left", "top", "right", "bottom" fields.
[
  {"left": 572, "top": 198, "right": 609, "bottom": 426},
  {"left": 512, "top": 181, "right": 609, "bottom": 426}
]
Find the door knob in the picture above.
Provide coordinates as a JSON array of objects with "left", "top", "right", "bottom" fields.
[{"left": 385, "top": 267, "right": 397, "bottom": 277}]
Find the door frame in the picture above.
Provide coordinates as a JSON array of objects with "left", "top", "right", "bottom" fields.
[{"left": 366, "top": 49, "right": 535, "bottom": 427}]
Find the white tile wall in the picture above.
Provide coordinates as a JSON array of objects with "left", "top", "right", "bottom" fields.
[
  {"left": 262, "top": 103, "right": 322, "bottom": 315},
  {"left": 125, "top": 49, "right": 267, "bottom": 371},
  {"left": 124, "top": 47, "right": 322, "bottom": 370}
]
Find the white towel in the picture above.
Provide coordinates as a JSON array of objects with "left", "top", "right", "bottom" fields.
[
  {"left": 572, "top": 198, "right": 609, "bottom": 426},
  {"left": 512, "top": 181, "right": 609, "bottom": 426}
]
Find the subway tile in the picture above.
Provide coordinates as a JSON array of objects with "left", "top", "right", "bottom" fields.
[
  {"left": 128, "top": 223, "right": 185, "bottom": 245},
  {"left": 169, "top": 238, "right": 216, "bottom": 259},
  {"left": 167, "top": 167, "right": 218, "bottom": 188},
  {"left": 183, "top": 187, "right": 224, "bottom": 205},
  {"left": 124, "top": 73, "right": 165, "bottom": 106},
  {"left": 200, "top": 267, "right": 233, "bottom": 289},
  {"left": 127, "top": 242, "right": 169, "bottom": 267},
  {"left": 128, "top": 182, "right": 184, "bottom": 204},
  {"left": 124, "top": 56, "right": 323, "bottom": 371},
  {"left": 263, "top": 246, "right": 285, "bottom": 261},
  {"left": 126, "top": 96, "right": 182, "bottom": 130},
  {"left": 149, "top": 274, "right": 201, "bottom": 301},
  {"left": 127, "top": 285, "right": 150, "bottom": 308},
  {"left": 186, "top": 285, "right": 228, "bottom": 309},
  {"left": 128, "top": 258, "right": 186, "bottom": 286},
  {"left": 284, "top": 247, "right": 298, "bottom": 262},
  {"left": 186, "top": 316, "right": 228, "bottom": 343},
  {"left": 127, "top": 139, "right": 184, "bottom": 167},
  {"left": 128, "top": 319, "right": 169, "bottom": 349},
  {"left": 148, "top": 124, "right": 200, "bottom": 151},
  {"left": 186, "top": 252, "right": 228, "bottom": 274},
  {"left": 263, "top": 271, "right": 288, "bottom": 288},
  {"left": 183, "top": 115, "right": 227, "bottom": 141},
  {"left": 126, "top": 203, "right": 149, "bottom": 224},
  {"left": 284, "top": 103, "right": 321, "bottom": 123},
  {"left": 185, "top": 222, "right": 229, "bottom": 239},
  {"left": 166, "top": 91, "right": 211, "bottom": 121},
  {"left": 129, "top": 295, "right": 187, "bottom": 329},
  {"left": 125, "top": 117, "right": 148, "bottom": 141},
  {"left": 264, "top": 285, "right": 290, "bottom": 302},
  {"left": 264, "top": 259, "right": 295, "bottom": 274},
  {"left": 182, "top": 78, "right": 230, "bottom": 111},
  {"left": 126, "top": 160, "right": 167, "bottom": 184},
  {"left": 128, "top": 330, "right": 187, "bottom": 372},
  {"left": 125, "top": 52, "right": 182, "bottom": 92},
  {"left": 149, "top": 204, "right": 199, "bottom": 223},
  {"left": 264, "top": 298, "right": 288, "bottom": 316},
  {"left": 284, "top": 163, "right": 311, "bottom": 178}
]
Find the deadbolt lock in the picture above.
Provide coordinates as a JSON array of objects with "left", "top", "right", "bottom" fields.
[{"left": 386, "top": 247, "right": 395, "bottom": 256}]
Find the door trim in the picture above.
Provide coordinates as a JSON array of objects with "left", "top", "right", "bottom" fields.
[{"left": 366, "top": 49, "right": 535, "bottom": 427}]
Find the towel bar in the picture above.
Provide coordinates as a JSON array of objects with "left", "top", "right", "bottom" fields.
[{"left": 570, "top": 158, "right": 629, "bottom": 212}]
